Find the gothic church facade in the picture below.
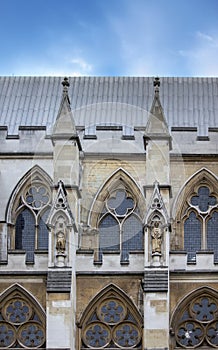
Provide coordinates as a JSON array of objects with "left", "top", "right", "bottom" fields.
[{"left": 0, "top": 76, "right": 218, "bottom": 350}]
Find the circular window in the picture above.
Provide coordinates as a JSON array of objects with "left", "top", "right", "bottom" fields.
[
  {"left": 112, "top": 322, "right": 141, "bottom": 348},
  {"left": 3, "top": 298, "right": 32, "bottom": 325},
  {"left": 83, "top": 322, "right": 111, "bottom": 348},
  {"left": 97, "top": 298, "right": 126, "bottom": 325}
]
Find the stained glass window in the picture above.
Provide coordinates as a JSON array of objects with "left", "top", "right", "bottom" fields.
[
  {"left": 14, "top": 182, "right": 51, "bottom": 263},
  {"left": 98, "top": 189, "right": 143, "bottom": 262},
  {"left": 0, "top": 290, "right": 45, "bottom": 348},
  {"left": 81, "top": 292, "right": 142, "bottom": 349},
  {"left": 15, "top": 209, "right": 35, "bottom": 263},
  {"left": 99, "top": 214, "right": 120, "bottom": 252},
  {"left": 173, "top": 292, "right": 218, "bottom": 348},
  {"left": 184, "top": 186, "right": 218, "bottom": 262},
  {"left": 184, "top": 211, "right": 201, "bottom": 262},
  {"left": 207, "top": 211, "right": 218, "bottom": 262},
  {"left": 38, "top": 209, "right": 50, "bottom": 250}
]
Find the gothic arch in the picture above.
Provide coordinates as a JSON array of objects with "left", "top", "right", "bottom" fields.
[
  {"left": 6, "top": 165, "right": 53, "bottom": 223},
  {"left": 170, "top": 286, "right": 218, "bottom": 349},
  {"left": 171, "top": 168, "right": 218, "bottom": 253},
  {"left": 172, "top": 167, "right": 218, "bottom": 220},
  {"left": 6, "top": 165, "right": 52, "bottom": 262},
  {"left": 78, "top": 284, "right": 143, "bottom": 349},
  {"left": 0, "top": 283, "right": 46, "bottom": 348},
  {"left": 0, "top": 283, "right": 45, "bottom": 315},
  {"left": 88, "top": 167, "right": 145, "bottom": 229}
]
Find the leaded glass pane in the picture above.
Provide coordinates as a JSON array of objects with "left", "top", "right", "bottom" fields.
[
  {"left": 184, "top": 211, "right": 201, "bottom": 262},
  {"left": 15, "top": 209, "right": 35, "bottom": 263},
  {"left": 207, "top": 211, "right": 218, "bottom": 262},
  {"left": 99, "top": 214, "right": 120, "bottom": 251},
  {"left": 38, "top": 209, "right": 50, "bottom": 250},
  {"left": 121, "top": 215, "right": 143, "bottom": 261}
]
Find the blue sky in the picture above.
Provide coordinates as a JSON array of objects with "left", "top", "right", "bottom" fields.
[{"left": 1, "top": 0, "right": 218, "bottom": 76}]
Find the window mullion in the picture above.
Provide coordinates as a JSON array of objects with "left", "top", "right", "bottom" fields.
[{"left": 202, "top": 216, "right": 206, "bottom": 250}]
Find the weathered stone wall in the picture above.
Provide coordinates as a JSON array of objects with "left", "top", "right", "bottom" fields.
[{"left": 76, "top": 275, "right": 143, "bottom": 323}]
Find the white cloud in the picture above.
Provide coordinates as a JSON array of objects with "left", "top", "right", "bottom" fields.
[
  {"left": 178, "top": 31, "right": 218, "bottom": 76},
  {"left": 196, "top": 31, "right": 214, "bottom": 42},
  {"left": 69, "top": 58, "right": 93, "bottom": 73}
]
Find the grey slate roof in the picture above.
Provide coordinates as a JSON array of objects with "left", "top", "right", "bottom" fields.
[{"left": 0, "top": 76, "right": 218, "bottom": 134}]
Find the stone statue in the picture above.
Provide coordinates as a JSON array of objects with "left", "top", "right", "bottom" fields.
[
  {"left": 151, "top": 221, "right": 162, "bottom": 254},
  {"left": 56, "top": 231, "right": 66, "bottom": 254}
]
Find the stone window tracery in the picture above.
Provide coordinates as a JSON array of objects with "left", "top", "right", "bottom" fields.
[
  {"left": 13, "top": 178, "right": 51, "bottom": 263},
  {"left": 80, "top": 288, "right": 142, "bottom": 349},
  {"left": 98, "top": 189, "right": 143, "bottom": 262},
  {"left": 171, "top": 290, "right": 218, "bottom": 349},
  {"left": 0, "top": 288, "right": 45, "bottom": 348},
  {"left": 183, "top": 185, "right": 218, "bottom": 262}
]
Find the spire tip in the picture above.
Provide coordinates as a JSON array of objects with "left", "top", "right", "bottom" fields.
[{"left": 62, "top": 77, "right": 70, "bottom": 93}]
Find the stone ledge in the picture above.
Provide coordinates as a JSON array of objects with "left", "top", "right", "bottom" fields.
[
  {"left": 47, "top": 270, "right": 72, "bottom": 292},
  {"left": 143, "top": 270, "right": 168, "bottom": 292}
]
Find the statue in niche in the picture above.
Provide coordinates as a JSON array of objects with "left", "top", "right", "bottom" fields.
[
  {"left": 56, "top": 231, "right": 66, "bottom": 254},
  {"left": 151, "top": 221, "right": 162, "bottom": 254}
]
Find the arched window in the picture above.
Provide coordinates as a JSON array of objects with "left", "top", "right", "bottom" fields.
[
  {"left": 170, "top": 287, "right": 218, "bottom": 349},
  {"left": 183, "top": 186, "right": 218, "bottom": 262},
  {"left": 98, "top": 189, "right": 143, "bottom": 262},
  {"left": 0, "top": 285, "right": 46, "bottom": 348},
  {"left": 79, "top": 285, "right": 142, "bottom": 349},
  {"left": 8, "top": 167, "right": 52, "bottom": 264}
]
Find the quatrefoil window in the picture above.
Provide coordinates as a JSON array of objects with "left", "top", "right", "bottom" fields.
[
  {"left": 98, "top": 189, "right": 143, "bottom": 262},
  {"left": 190, "top": 186, "right": 217, "bottom": 212},
  {"left": 107, "top": 190, "right": 134, "bottom": 216}
]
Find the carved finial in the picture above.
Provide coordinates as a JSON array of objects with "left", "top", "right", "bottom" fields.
[
  {"left": 62, "top": 77, "right": 70, "bottom": 93},
  {"left": 153, "top": 77, "right": 160, "bottom": 95}
]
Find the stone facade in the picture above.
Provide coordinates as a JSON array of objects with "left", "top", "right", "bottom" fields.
[{"left": 0, "top": 76, "right": 218, "bottom": 350}]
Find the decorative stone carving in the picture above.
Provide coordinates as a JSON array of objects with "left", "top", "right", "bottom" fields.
[
  {"left": 144, "top": 181, "right": 170, "bottom": 266},
  {"left": 56, "top": 231, "right": 66, "bottom": 254},
  {"left": 47, "top": 180, "right": 75, "bottom": 267},
  {"left": 151, "top": 220, "right": 162, "bottom": 254}
]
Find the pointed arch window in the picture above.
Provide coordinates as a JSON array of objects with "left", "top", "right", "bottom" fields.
[
  {"left": 183, "top": 186, "right": 218, "bottom": 262},
  {"left": 0, "top": 286, "right": 46, "bottom": 348},
  {"left": 98, "top": 189, "right": 143, "bottom": 263},
  {"left": 170, "top": 288, "right": 218, "bottom": 349},
  {"left": 11, "top": 175, "right": 51, "bottom": 264},
  {"left": 79, "top": 286, "right": 142, "bottom": 349}
]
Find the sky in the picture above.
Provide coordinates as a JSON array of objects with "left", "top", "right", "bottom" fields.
[{"left": 1, "top": 0, "right": 218, "bottom": 77}]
